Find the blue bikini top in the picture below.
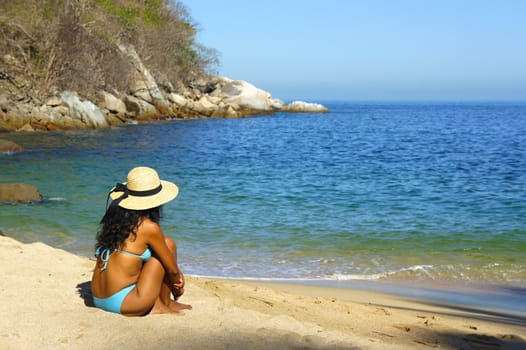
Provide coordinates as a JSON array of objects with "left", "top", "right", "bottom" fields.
[{"left": 95, "top": 246, "right": 152, "bottom": 271}]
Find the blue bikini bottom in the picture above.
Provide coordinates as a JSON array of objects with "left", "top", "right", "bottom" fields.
[{"left": 93, "top": 284, "right": 136, "bottom": 314}]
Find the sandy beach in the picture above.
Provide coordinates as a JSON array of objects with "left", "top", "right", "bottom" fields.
[{"left": 1, "top": 235, "right": 524, "bottom": 350}]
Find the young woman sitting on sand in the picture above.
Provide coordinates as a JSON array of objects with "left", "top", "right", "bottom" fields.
[{"left": 91, "top": 166, "right": 192, "bottom": 316}]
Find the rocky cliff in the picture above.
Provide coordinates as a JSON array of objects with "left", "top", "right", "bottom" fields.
[{"left": 0, "top": 44, "right": 328, "bottom": 132}]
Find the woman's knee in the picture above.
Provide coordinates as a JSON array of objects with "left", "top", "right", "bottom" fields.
[{"left": 164, "top": 236, "right": 177, "bottom": 253}]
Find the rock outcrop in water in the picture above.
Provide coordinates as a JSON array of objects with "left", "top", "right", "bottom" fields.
[
  {"left": 0, "top": 183, "right": 43, "bottom": 203},
  {"left": 0, "top": 139, "right": 24, "bottom": 152},
  {"left": 0, "top": 44, "right": 329, "bottom": 132}
]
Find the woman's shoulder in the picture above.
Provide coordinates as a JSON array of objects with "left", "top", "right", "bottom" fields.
[{"left": 138, "top": 218, "right": 163, "bottom": 237}]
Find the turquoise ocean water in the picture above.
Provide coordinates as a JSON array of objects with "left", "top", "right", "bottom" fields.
[{"left": 1, "top": 102, "right": 525, "bottom": 294}]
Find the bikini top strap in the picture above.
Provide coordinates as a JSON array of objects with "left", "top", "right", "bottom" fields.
[
  {"left": 95, "top": 247, "right": 111, "bottom": 271},
  {"left": 115, "top": 248, "right": 151, "bottom": 261}
]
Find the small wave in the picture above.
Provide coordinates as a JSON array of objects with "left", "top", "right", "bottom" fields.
[
  {"left": 190, "top": 274, "right": 333, "bottom": 283},
  {"left": 47, "top": 197, "right": 68, "bottom": 202},
  {"left": 330, "top": 273, "right": 388, "bottom": 281},
  {"left": 330, "top": 265, "right": 435, "bottom": 281},
  {"left": 32, "top": 197, "right": 69, "bottom": 205},
  {"left": 190, "top": 265, "right": 436, "bottom": 282}
]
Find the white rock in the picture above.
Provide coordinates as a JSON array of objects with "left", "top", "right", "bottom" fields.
[
  {"left": 270, "top": 98, "right": 285, "bottom": 110},
  {"left": 220, "top": 80, "right": 275, "bottom": 111},
  {"left": 124, "top": 95, "right": 158, "bottom": 119},
  {"left": 167, "top": 93, "right": 187, "bottom": 106},
  {"left": 59, "top": 91, "right": 109, "bottom": 128},
  {"left": 194, "top": 95, "right": 217, "bottom": 114},
  {"left": 45, "top": 96, "right": 62, "bottom": 107},
  {"left": 99, "top": 91, "right": 126, "bottom": 115},
  {"left": 225, "top": 105, "right": 239, "bottom": 118},
  {"left": 282, "top": 101, "right": 329, "bottom": 113}
]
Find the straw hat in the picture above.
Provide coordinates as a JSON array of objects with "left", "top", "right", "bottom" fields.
[{"left": 109, "top": 167, "right": 179, "bottom": 210}]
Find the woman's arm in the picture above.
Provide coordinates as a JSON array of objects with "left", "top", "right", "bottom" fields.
[{"left": 141, "top": 219, "right": 182, "bottom": 287}]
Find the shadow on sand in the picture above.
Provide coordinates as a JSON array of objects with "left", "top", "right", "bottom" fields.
[
  {"left": 374, "top": 299, "right": 525, "bottom": 349},
  {"left": 76, "top": 281, "right": 94, "bottom": 307}
]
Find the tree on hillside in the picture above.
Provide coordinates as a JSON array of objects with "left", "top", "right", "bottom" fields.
[{"left": 0, "top": 0, "right": 219, "bottom": 100}]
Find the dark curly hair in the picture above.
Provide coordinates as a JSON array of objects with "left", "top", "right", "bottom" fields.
[{"left": 95, "top": 204, "right": 162, "bottom": 252}]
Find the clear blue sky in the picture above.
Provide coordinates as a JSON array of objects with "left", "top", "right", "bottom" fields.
[{"left": 184, "top": 0, "right": 526, "bottom": 102}]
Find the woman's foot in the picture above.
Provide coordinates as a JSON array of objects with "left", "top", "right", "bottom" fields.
[
  {"left": 150, "top": 299, "right": 187, "bottom": 315},
  {"left": 169, "top": 300, "right": 192, "bottom": 313}
]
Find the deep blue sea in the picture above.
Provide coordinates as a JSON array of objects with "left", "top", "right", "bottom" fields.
[{"left": 1, "top": 102, "right": 525, "bottom": 289}]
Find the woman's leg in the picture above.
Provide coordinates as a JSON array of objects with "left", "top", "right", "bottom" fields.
[
  {"left": 120, "top": 256, "right": 171, "bottom": 316},
  {"left": 161, "top": 237, "right": 192, "bottom": 312},
  {"left": 120, "top": 237, "right": 191, "bottom": 316}
]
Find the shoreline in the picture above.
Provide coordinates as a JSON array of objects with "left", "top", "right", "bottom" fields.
[{"left": 1, "top": 235, "right": 525, "bottom": 349}]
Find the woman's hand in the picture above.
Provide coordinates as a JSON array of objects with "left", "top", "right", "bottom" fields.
[{"left": 170, "top": 271, "right": 185, "bottom": 299}]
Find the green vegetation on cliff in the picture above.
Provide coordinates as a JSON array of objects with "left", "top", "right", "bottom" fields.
[{"left": 0, "top": 0, "right": 218, "bottom": 100}]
